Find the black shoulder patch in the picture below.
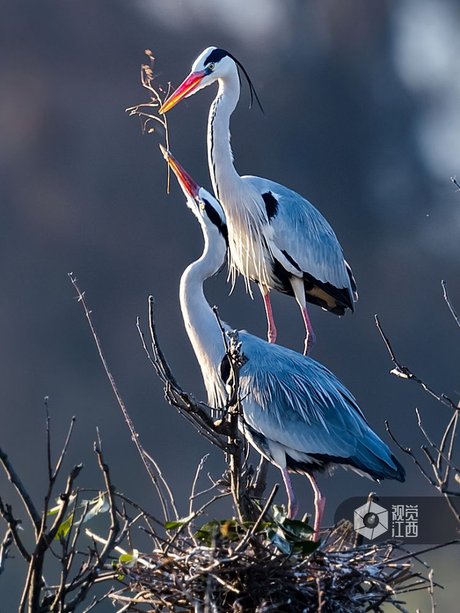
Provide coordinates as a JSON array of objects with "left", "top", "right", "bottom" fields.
[
  {"left": 219, "top": 354, "right": 231, "bottom": 385},
  {"left": 203, "top": 198, "right": 228, "bottom": 244},
  {"left": 204, "top": 48, "right": 229, "bottom": 65},
  {"left": 262, "top": 191, "right": 279, "bottom": 221}
]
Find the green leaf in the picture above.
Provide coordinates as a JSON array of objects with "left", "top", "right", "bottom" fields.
[
  {"left": 55, "top": 513, "right": 74, "bottom": 541},
  {"left": 268, "top": 528, "right": 293, "bottom": 554},
  {"left": 219, "top": 519, "right": 242, "bottom": 541},
  {"left": 267, "top": 511, "right": 319, "bottom": 554},
  {"left": 242, "top": 520, "right": 273, "bottom": 534},
  {"left": 281, "top": 518, "right": 314, "bottom": 539},
  {"left": 296, "top": 539, "right": 320, "bottom": 555},
  {"left": 48, "top": 503, "right": 61, "bottom": 516},
  {"left": 118, "top": 550, "right": 138, "bottom": 568},
  {"left": 194, "top": 520, "right": 221, "bottom": 544},
  {"left": 164, "top": 520, "right": 186, "bottom": 530},
  {"left": 164, "top": 514, "right": 194, "bottom": 531}
]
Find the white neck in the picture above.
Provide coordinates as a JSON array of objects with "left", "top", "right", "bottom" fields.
[
  {"left": 207, "top": 70, "right": 242, "bottom": 200},
  {"left": 206, "top": 69, "right": 271, "bottom": 290},
  {"left": 179, "top": 231, "right": 228, "bottom": 406}
]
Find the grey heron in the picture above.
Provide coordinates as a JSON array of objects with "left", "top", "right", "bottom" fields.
[
  {"left": 160, "top": 47, "right": 357, "bottom": 355},
  {"left": 161, "top": 146, "right": 404, "bottom": 540}
]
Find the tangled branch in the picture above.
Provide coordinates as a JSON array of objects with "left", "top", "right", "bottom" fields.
[{"left": 375, "top": 281, "right": 460, "bottom": 525}]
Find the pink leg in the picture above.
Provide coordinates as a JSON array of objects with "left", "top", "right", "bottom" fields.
[
  {"left": 262, "top": 291, "right": 277, "bottom": 344},
  {"left": 301, "top": 306, "right": 316, "bottom": 355},
  {"left": 306, "top": 473, "right": 326, "bottom": 541},
  {"left": 281, "top": 467, "right": 299, "bottom": 518}
]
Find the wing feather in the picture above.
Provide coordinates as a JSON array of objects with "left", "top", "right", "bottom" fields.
[
  {"left": 238, "top": 332, "right": 400, "bottom": 478},
  {"left": 243, "top": 176, "right": 355, "bottom": 296}
]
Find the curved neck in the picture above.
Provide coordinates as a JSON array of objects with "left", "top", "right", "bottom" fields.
[
  {"left": 179, "top": 232, "right": 227, "bottom": 402},
  {"left": 207, "top": 70, "right": 242, "bottom": 200}
]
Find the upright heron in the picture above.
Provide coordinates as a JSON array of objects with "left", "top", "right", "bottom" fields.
[
  {"left": 161, "top": 146, "right": 404, "bottom": 539},
  {"left": 160, "top": 47, "right": 357, "bottom": 354}
]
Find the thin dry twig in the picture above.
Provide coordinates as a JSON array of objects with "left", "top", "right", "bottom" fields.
[
  {"left": 141, "top": 295, "right": 228, "bottom": 451},
  {"left": 374, "top": 314, "right": 457, "bottom": 411},
  {"left": 69, "top": 274, "right": 177, "bottom": 523},
  {"left": 0, "top": 447, "right": 41, "bottom": 532},
  {"left": 0, "top": 498, "right": 31, "bottom": 563},
  {"left": 212, "top": 306, "right": 254, "bottom": 521},
  {"left": 0, "top": 529, "right": 13, "bottom": 576},
  {"left": 126, "top": 50, "right": 172, "bottom": 192},
  {"left": 441, "top": 280, "right": 460, "bottom": 329},
  {"left": 114, "top": 522, "right": 442, "bottom": 612},
  {"left": 376, "top": 305, "right": 459, "bottom": 525}
]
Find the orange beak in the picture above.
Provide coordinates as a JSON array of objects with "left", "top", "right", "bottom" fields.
[
  {"left": 159, "top": 145, "right": 200, "bottom": 199},
  {"left": 159, "top": 70, "right": 206, "bottom": 114}
]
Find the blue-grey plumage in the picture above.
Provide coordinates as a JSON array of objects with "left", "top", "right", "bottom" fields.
[
  {"left": 160, "top": 146, "right": 404, "bottom": 539},
  {"left": 160, "top": 47, "right": 358, "bottom": 355},
  {"left": 236, "top": 334, "right": 404, "bottom": 483}
]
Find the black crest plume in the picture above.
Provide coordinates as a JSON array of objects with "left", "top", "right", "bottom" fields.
[{"left": 206, "top": 47, "right": 264, "bottom": 114}]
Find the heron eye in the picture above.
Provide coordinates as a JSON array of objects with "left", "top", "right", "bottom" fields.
[
  {"left": 199, "top": 201, "right": 205, "bottom": 211},
  {"left": 207, "top": 62, "right": 215, "bottom": 72}
]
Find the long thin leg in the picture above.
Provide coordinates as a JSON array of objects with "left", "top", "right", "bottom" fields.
[
  {"left": 306, "top": 473, "right": 326, "bottom": 541},
  {"left": 281, "top": 467, "right": 299, "bottom": 519},
  {"left": 290, "top": 276, "right": 316, "bottom": 355},
  {"left": 261, "top": 289, "right": 277, "bottom": 343},
  {"left": 301, "top": 306, "right": 316, "bottom": 356}
]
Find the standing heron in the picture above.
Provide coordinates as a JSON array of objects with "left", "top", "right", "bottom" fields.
[
  {"left": 161, "top": 146, "right": 404, "bottom": 539},
  {"left": 160, "top": 47, "right": 357, "bottom": 354}
]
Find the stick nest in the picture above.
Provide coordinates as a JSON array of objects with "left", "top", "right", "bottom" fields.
[{"left": 112, "top": 521, "right": 427, "bottom": 612}]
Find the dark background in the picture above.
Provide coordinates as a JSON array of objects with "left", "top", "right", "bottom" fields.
[{"left": 1, "top": 0, "right": 459, "bottom": 609}]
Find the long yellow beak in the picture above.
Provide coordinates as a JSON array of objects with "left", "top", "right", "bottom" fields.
[
  {"left": 159, "top": 70, "right": 206, "bottom": 114},
  {"left": 160, "top": 145, "right": 200, "bottom": 199}
]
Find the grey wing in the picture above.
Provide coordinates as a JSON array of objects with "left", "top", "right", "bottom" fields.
[
  {"left": 238, "top": 333, "right": 402, "bottom": 480},
  {"left": 244, "top": 176, "right": 356, "bottom": 298}
]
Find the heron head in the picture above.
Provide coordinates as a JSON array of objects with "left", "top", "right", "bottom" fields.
[
  {"left": 160, "top": 145, "right": 228, "bottom": 244},
  {"left": 159, "top": 46, "right": 262, "bottom": 114}
]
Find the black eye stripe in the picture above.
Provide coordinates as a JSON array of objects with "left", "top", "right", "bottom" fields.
[
  {"left": 203, "top": 47, "right": 264, "bottom": 114},
  {"left": 204, "top": 48, "right": 229, "bottom": 65}
]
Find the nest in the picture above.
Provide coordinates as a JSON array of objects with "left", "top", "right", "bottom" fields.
[{"left": 110, "top": 520, "right": 429, "bottom": 612}]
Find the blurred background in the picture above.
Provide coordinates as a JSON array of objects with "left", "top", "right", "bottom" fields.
[{"left": 0, "top": 0, "right": 459, "bottom": 609}]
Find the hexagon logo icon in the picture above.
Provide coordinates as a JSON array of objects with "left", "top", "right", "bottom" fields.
[{"left": 354, "top": 500, "right": 388, "bottom": 540}]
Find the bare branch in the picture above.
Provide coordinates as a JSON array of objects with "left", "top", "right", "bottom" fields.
[
  {"left": 126, "top": 51, "right": 171, "bottom": 192},
  {"left": 0, "top": 446, "right": 41, "bottom": 532},
  {"left": 441, "top": 280, "right": 460, "bottom": 330},
  {"left": 53, "top": 416, "right": 77, "bottom": 481},
  {"left": 143, "top": 295, "right": 228, "bottom": 450},
  {"left": 69, "top": 274, "right": 176, "bottom": 522},
  {"left": 0, "top": 529, "right": 13, "bottom": 576},
  {"left": 47, "top": 463, "right": 83, "bottom": 542},
  {"left": 385, "top": 421, "right": 438, "bottom": 488},
  {"left": 0, "top": 500, "right": 30, "bottom": 562},
  {"left": 375, "top": 314, "right": 457, "bottom": 410},
  {"left": 44, "top": 397, "right": 52, "bottom": 483},
  {"left": 235, "top": 483, "right": 279, "bottom": 553}
]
